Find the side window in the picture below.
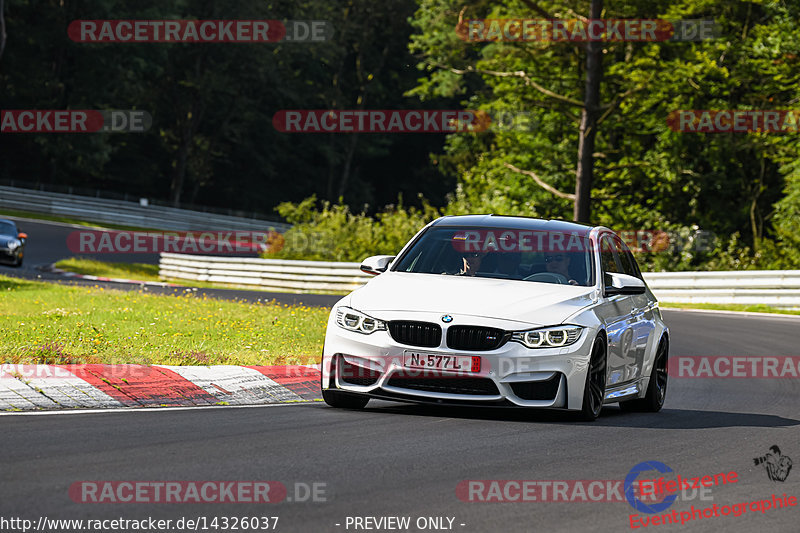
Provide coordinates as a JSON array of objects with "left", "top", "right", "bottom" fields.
[
  {"left": 615, "top": 239, "right": 641, "bottom": 279},
  {"left": 600, "top": 236, "right": 622, "bottom": 275}
]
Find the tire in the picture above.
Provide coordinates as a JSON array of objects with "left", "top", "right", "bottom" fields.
[
  {"left": 13, "top": 254, "right": 23, "bottom": 268},
  {"left": 579, "top": 336, "right": 607, "bottom": 421},
  {"left": 322, "top": 389, "right": 369, "bottom": 409},
  {"left": 620, "top": 338, "right": 668, "bottom": 413}
]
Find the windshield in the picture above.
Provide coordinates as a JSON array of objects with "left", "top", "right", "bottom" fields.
[
  {"left": 0, "top": 221, "right": 17, "bottom": 237},
  {"left": 392, "top": 226, "right": 595, "bottom": 286}
]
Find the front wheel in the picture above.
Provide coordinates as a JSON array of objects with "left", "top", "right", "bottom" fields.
[
  {"left": 322, "top": 389, "right": 370, "bottom": 409},
  {"left": 620, "top": 338, "right": 668, "bottom": 413},
  {"left": 579, "top": 337, "right": 607, "bottom": 421}
]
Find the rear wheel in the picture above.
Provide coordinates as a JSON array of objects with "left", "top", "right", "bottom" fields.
[
  {"left": 579, "top": 337, "right": 607, "bottom": 421},
  {"left": 620, "top": 338, "right": 668, "bottom": 412}
]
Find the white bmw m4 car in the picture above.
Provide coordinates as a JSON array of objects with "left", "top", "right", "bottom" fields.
[{"left": 321, "top": 215, "right": 669, "bottom": 420}]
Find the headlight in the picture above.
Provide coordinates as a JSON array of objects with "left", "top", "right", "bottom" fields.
[
  {"left": 335, "top": 306, "right": 386, "bottom": 335},
  {"left": 6, "top": 240, "right": 19, "bottom": 250},
  {"left": 511, "top": 325, "right": 583, "bottom": 348}
]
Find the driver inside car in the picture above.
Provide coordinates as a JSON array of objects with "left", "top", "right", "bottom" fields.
[
  {"left": 545, "top": 253, "right": 580, "bottom": 285},
  {"left": 458, "top": 251, "right": 486, "bottom": 276}
]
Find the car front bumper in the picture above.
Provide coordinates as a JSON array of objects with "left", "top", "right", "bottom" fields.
[
  {"left": 0, "top": 248, "right": 19, "bottom": 262},
  {"left": 321, "top": 311, "right": 598, "bottom": 410}
]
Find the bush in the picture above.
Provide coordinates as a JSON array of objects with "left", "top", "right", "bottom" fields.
[
  {"left": 265, "top": 195, "right": 800, "bottom": 272},
  {"left": 264, "top": 196, "right": 440, "bottom": 262}
]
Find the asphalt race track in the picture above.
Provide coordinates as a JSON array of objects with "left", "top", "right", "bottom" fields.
[
  {"left": 0, "top": 216, "right": 339, "bottom": 307},
  {"left": 1, "top": 216, "right": 163, "bottom": 268},
  {"left": 1, "top": 218, "right": 799, "bottom": 532},
  {"left": 1, "top": 310, "right": 799, "bottom": 532}
]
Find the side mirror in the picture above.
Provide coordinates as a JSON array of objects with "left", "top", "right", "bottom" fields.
[
  {"left": 360, "top": 255, "right": 395, "bottom": 276},
  {"left": 604, "top": 272, "right": 646, "bottom": 296},
  {"left": 17, "top": 232, "right": 27, "bottom": 241}
]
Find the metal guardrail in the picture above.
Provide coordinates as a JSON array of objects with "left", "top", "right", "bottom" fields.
[
  {"left": 0, "top": 185, "right": 290, "bottom": 232},
  {"left": 159, "top": 253, "right": 800, "bottom": 307},
  {"left": 643, "top": 270, "right": 800, "bottom": 309},
  {"left": 159, "top": 253, "right": 372, "bottom": 293}
]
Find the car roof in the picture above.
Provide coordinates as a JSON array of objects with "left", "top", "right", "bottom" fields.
[{"left": 429, "top": 214, "right": 595, "bottom": 236}]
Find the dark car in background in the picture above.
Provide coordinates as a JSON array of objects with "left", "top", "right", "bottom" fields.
[{"left": 0, "top": 219, "right": 27, "bottom": 267}]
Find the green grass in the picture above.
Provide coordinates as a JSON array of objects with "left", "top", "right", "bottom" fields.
[
  {"left": 56, "top": 258, "right": 160, "bottom": 281},
  {"left": 56, "top": 257, "right": 237, "bottom": 289},
  {"left": 660, "top": 302, "right": 800, "bottom": 315},
  {"left": 0, "top": 208, "right": 160, "bottom": 232},
  {"left": 0, "top": 274, "right": 328, "bottom": 365}
]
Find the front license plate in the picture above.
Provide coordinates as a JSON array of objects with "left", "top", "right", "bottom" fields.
[{"left": 403, "top": 351, "right": 479, "bottom": 372}]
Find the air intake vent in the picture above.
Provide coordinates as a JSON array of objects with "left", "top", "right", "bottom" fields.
[
  {"left": 388, "top": 321, "right": 442, "bottom": 348},
  {"left": 446, "top": 326, "right": 508, "bottom": 351},
  {"left": 510, "top": 374, "right": 562, "bottom": 401},
  {"left": 386, "top": 376, "right": 499, "bottom": 396},
  {"left": 339, "top": 357, "right": 381, "bottom": 386}
]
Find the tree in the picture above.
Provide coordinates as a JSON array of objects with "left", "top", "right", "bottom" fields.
[
  {"left": 0, "top": 0, "right": 7, "bottom": 63},
  {"left": 410, "top": 0, "right": 621, "bottom": 222},
  {"left": 574, "top": 0, "right": 602, "bottom": 222}
]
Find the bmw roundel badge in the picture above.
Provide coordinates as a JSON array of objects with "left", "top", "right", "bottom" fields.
[{"left": 441, "top": 315, "right": 453, "bottom": 323}]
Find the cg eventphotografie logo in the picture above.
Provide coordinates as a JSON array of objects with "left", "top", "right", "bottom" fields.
[
  {"left": 625, "top": 460, "right": 738, "bottom": 516},
  {"left": 625, "top": 461, "right": 678, "bottom": 514}
]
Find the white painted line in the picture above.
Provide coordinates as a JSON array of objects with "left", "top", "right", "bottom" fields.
[
  {"left": 662, "top": 307, "right": 800, "bottom": 320},
  {"left": 0, "top": 214, "right": 120, "bottom": 231},
  {"left": 0, "top": 401, "right": 319, "bottom": 416}
]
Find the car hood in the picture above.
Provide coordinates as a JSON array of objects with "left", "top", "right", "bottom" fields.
[{"left": 348, "top": 272, "right": 597, "bottom": 326}]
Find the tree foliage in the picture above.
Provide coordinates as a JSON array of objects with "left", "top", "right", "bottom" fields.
[
  {"left": 407, "top": 0, "right": 800, "bottom": 269},
  {"left": 2, "top": 0, "right": 800, "bottom": 269},
  {"left": 0, "top": 0, "right": 452, "bottom": 212}
]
